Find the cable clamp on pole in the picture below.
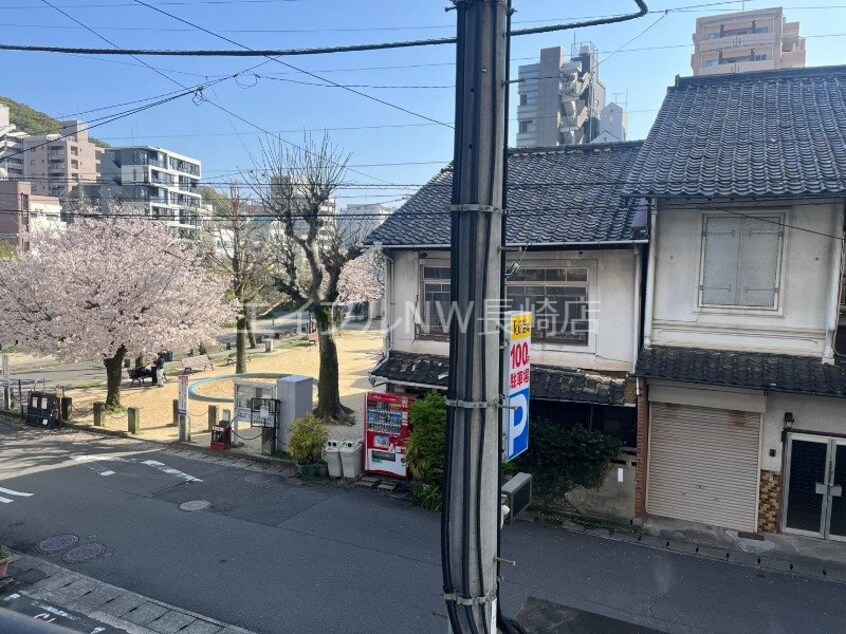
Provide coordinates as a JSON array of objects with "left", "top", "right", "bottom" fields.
[
  {"left": 445, "top": 398, "right": 496, "bottom": 410},
  {"left": 449, "top": 204, "right": 501, "bottom": 214},
  {"left": 443, "top": 589, "right": 497, "bottom": 607}
]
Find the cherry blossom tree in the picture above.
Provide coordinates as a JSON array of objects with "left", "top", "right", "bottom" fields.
[
  {"left": 337, "top": 251, "right": 385, "bottom": 303},
  {"left": 0, "top": 218, "right": 235, "bottom": 409}
]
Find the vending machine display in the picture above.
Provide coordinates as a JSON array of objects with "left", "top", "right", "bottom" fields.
[{"left": 364, "top": 392, "right": 414, "bottom": 478}]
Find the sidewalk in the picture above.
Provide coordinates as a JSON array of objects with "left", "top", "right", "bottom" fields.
[
  {"left": 3, "top": 553, "right": 256, "bottom": 634},
  {"left": 542, "top": 511, "right": 846, "bottom": 586}
]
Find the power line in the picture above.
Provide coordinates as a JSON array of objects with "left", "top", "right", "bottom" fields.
[{"left": 0, "top": 0, "right": 648, "bottom": 58}]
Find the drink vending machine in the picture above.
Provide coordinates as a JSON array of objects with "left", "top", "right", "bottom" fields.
[{"left": 364, "top": 392, "right": 414, "bottom": 478}]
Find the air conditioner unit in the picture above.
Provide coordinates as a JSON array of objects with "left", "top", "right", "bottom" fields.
[{"left": 501, "top": 472, "right": 532, "bottom": 524}]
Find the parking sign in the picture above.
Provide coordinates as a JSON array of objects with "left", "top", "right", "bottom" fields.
[{"left": 502, "top": 311, "right": 531, "bottom": 462}]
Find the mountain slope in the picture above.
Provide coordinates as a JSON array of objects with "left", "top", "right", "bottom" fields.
[{"left": 0, "top": 96, "right": 109, "bottom": 148}]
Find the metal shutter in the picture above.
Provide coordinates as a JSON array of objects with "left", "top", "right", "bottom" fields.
[{"left": 647, "top": 403, "right": 760, "bottom": 532}]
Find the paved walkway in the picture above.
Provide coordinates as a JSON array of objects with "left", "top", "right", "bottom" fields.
[{"left": 5, "top": 553, "right": 256, "bottom": 634}]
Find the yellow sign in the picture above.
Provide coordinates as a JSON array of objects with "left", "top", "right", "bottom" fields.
[{"left": 510, "top": 312, "right": 532, "bottom": 341}]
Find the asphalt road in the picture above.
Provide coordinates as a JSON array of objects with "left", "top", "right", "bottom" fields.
[{"left": 1, "top": 423, "right": 846, "bottom": 634}]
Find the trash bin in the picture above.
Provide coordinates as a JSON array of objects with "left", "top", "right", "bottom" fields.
[
  {"left": 325, "top": 439, "right": 343, "bottom": 478},
  {"left": 339, "top": 440, "right": 363, "bottom": 479}
]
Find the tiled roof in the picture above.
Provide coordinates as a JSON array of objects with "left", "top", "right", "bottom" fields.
[
  {"left": 371, "top": 351, "right": 634, "bottom": 406},
  {"left": 366, "top": 142, "right": 647, "bottom": 247},
  {"left": 635, "top": 346, "right": 846, "bottom": 398},
  {"left": 624, "top": 66, "right": 846, "bottom": 198}
]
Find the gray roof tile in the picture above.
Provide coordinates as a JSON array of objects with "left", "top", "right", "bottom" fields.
[
  {"left": 625, "top": 66, "right": 846, "bottom": 198},
  {"left": 635, "top": 346, "right": 846, "bottom": 398},
  {"left": 366, "top": 142, "right": 646, "bottom": 247},
  {"left": 371, "top": 351, "right": 634, "bottom": 406}
]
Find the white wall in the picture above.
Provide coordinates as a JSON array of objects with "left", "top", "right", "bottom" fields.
[
  {"left": 650, "top": 200, "right": 842, "bottom": 355},
  {"left": 387, "top": 247, "right": 640, "bottom": 372},
  {"left": 761, "top": 392, "right": 846, "bottom": 472}
]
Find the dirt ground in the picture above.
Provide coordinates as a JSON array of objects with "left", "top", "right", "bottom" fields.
[{"left": 67, "top": 330, "right": 384, "bottom": 444}]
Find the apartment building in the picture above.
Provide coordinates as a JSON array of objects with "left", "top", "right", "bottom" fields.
[
  {"left": 516, "top": 43, "right": 628, "bottom": 148},
  {"left": 97, "top": 146, "right": 203, "bottom": 234},
  {"left": 0, "top": 105, "right": 28, "bottom": 180},
  {"left": 691, "top": 7, "right": 806, "bottom": 76},
  {"left": 341, "top": 202, "right": 394, "bottom": 238},
  {"left": 24, "top": 120, "right": 102, "bottom": 197}
]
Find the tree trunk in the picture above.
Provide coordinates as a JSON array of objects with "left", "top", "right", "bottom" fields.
[
  {"left": 104, "top": 345, "right": 126, "bottom": 411},
  {"left": 312, "top": 305, "right": 351, "bottom": 424},
  {"left": 236, "top": 313, "right": 248, "bottom": 374},
  {"left": 246, "top": 317, "right": 257, "bottom": 349}
]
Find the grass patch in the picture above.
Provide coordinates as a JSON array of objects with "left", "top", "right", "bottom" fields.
[{"left": 105, "top": 405, "right": 126, "bottom": 415}]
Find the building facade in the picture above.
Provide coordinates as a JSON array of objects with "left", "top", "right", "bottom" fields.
[
  {"left": 691, "top": 7, "right": 806, "bottom": 76},
  {"left": 367, "top": 143, "right": 648, "bottom": 520},
  {"left": 23, "top": 120, "right": 102, "bottom": 197},
  {"left": 627, "top": 67, "right": 846, "bottom": 537},
  {"left": 97, "top": 146, "right": 202, "bottom": 234},
  {"left": 516, "top": 43, "right": 627, "bottom": 148},
  {"left": 0, "top": 105, "right": 27, "bottom": 180}
]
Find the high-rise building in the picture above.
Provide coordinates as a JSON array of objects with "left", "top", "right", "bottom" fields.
[
  {"left": 516, "top": 43, "right": 627, "bottom": 148},
  {"left": 691, "top": 7, "right": 806, "bottom": 76},
  {"left": 343, "top": 202, "right": 394, "bottom": 238},
  {"left": 94, "top": 146, "right": 203, "bottom": 234},
  {"left": 23, "top": 120, "right": 102, "bottom": 197},
  {"left": 0, "top": 105, "right": 29, "bottom": 180}
]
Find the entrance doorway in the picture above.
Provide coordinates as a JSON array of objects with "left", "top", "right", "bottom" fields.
[{"left": 783, "top": 434, "right": 846, "bottom": 540}]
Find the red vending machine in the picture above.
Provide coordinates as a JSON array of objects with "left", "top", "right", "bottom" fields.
[{"left": 364, "top": 392, "right": 414, "bottom": 478}]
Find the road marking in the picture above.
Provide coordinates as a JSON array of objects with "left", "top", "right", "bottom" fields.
[
  {"left": 0, "top": 486, "right": 34, "bottom": 497},
  {"left": 99, "top": 471, "right": 115, "bottom": 477},
  {"left": 141, "top": 460, "right": 202, "bottom": 483},
  {"left": 0, "top": 496, "right": 13, "bottom": 503}
]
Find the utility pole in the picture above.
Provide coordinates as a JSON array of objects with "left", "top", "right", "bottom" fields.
[{"left": 443, "top": 1, "right": 509, "bottom": 632}]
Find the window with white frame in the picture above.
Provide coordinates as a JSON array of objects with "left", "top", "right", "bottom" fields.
[
  {"left": 416, "top": 263, "right": 590, "bottom": 344},
  {"left": 699, "top": 214, "right": 783, "bottom": 308},
  {"left": 507, "top": 266, "right": 590, "bottom": 344},
  {"left": 418, "top": 265, "right": 451, "bottom": 337}
]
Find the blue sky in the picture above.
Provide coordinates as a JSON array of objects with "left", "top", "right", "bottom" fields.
[{"left": 2, "top": 0, "right": 844, "bottom": 205}]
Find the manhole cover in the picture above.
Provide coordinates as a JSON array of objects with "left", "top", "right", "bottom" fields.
[
  {"left": 179, "top": 500, "right": 211, "bottom": 512},
  {"left": 62, "top": 543, "right": 106, "bottom": 563},
  {"left": 38, "top": 534, "right": 79, "bottom": 554}
]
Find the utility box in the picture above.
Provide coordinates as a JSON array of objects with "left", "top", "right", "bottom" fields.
[
  {"left": 501, "top": 472, "right": 532, "bottom": 523},
  {"left": 276, "top": 375, "right": 314, "bottom": 452}
]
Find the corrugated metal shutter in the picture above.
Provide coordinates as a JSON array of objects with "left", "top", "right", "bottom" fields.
[{"left": 647, "top": 403, "right": 760, "bottom": 532}]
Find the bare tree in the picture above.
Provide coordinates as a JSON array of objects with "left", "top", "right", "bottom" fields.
[
  {"left": 250, "top": 134, "right": 365, "bottom": 424},
  {"left": 204, "top": 184, "right": 277, "bottom": 374}
]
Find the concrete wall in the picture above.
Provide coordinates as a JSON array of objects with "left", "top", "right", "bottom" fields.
[
  {"left": 387, "top": 247, "right": 640, "bottom": 372},
  {"left": 650, "top": 200, "right": 842, "bottom": 355}
]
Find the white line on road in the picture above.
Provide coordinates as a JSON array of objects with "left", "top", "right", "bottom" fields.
[
  {"left": 141, "top": 460, "right": 202, "bottom": 483},
  {"left": 99, "top": 471, "right": 115, "bottom": 477},
  {"left": 0, "top": 496, "right": 13, "bottom": 503},
  {"left": 0, "top": 486, "right": 34, "bottom": 497}
]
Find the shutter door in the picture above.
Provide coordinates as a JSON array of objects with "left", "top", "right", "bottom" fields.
[{"left": 648, "top": 403, "right": 760, "bottom": 532}]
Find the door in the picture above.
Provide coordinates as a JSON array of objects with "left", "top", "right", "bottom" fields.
[
  {"left": 647, "top": 403, "right": 761, "bottom": 532},
  {"left": 783, "top": 435, "right": 846, "bottom": 540}
]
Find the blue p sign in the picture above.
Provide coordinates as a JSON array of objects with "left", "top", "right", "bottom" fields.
[{"left": 507, "top": 387, "right": 530, "bottom": 461}]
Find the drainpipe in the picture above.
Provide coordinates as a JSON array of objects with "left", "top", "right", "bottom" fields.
[
  {"left": 632, "top": 245, "right": 642, "bottom": 373},
  {"left": 642, "top": 201, "right": 658, "bottom": 348},
  {"left": 823, "top": 205, "right": 846, "bottom": 364}
]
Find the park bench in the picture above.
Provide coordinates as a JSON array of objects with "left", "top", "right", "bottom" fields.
[
  {"left": 181, "top": 354, "right": 214, "bottom": 374},
  {"left": 128, "top": 366, "right": 154, "bottom": 387}
]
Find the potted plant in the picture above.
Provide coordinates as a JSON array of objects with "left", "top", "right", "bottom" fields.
[
  {"left": 0, "top": 549, "right": 12, "bottom": 579},
  {"left": 288, "top": 414, "right": 328, "bottom": 479}
]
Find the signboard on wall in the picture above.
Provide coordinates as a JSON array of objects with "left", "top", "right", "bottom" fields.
[{"left": 502, "top": 311, "right": 531, "bottom": 462}]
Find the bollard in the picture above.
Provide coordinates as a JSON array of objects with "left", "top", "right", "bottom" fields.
[
  {"left": 3, "top": 387, "right": 10, "bottom": 411},
  {"left": 172, "top": 399, "right": 179, "bottom": 426},
  {"left": 179, "top": 412, "right": 190, "bottom": 443},
  {"left": 93, "top": 402, "right": 105, "bottom": 427},
  {"left": 127, "top": 407, "right": 140, "bottom": 434},
  {"left": 60, "top": 396, "right": 73, "bottom": 422},
  {"left": 265, "top": 339, "right": 274, "bottom": 353},
  {"left": 207, "top": 405, "right": 218, "bottom": 432}
]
